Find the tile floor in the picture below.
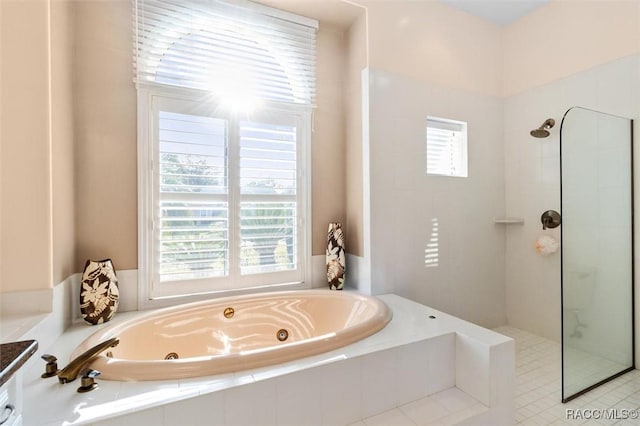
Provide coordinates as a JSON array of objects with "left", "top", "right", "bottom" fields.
[
  {"left": 563, "top": 341, "right": 627, "bottom": 398},
  {"left": 496, "top": 326, "right": 640, "bottom": 425},
  {"left": 353, "top": 326, "right": 640, "bottom": 425},
  {"left": 349, "top": 386, "right": 488, "bottom": 426}
]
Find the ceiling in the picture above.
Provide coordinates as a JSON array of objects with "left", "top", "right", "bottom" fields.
[
  {"left": 440, "top": 0, "right": 550, "bottom": 26},
  {"left": 257, "top": 0, "right": 365, "bottom": 29},
  {"left": 257, "top": 0, "right": 550, "bottom": 29}
]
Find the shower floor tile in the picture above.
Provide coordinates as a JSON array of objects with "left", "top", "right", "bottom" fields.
[{"left": 496, "top": 326, "right": 640, "bottom": 425}]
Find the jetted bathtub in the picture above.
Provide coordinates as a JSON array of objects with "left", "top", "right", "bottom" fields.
[{"left": 72, "top": 290, "right": 392, "bottom": 381}]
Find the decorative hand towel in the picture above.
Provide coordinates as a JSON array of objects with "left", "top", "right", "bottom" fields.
[
  {"left": 327, "top": 223, "right": 346, "bottom": 290},
  {"left": 80, "top": 259, "right": 120, "bottom": 325},
  {"left": 535, "top": 235, "right": 559, "bottom": 256}
]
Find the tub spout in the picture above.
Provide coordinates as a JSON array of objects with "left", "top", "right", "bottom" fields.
[{"left": 57, "top": 337, "right": 119, "bottom": 384}]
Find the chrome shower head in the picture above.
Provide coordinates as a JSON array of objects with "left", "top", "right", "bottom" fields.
[{"left": 530, "top": 118, "right": 555, "bottom": 138}]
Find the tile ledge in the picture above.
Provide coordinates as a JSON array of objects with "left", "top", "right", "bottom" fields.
[{"left": 0, "top": 313, "right": 49, "bottom": 343}]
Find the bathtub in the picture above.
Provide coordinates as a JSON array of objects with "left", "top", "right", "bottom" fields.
[{"left": 71, "top": 290, "right": 392, "bottom": 381}]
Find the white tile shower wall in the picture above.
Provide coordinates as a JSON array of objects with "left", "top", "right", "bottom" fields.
[
  {"left": 365, "top": 69, "right": 507, "bottom": 328},
  {"left": 345, "top": 253, "right": 370, "bottom": 293},
  {"left": 504, "top": 54, "right": 640, "bottom": 346}
]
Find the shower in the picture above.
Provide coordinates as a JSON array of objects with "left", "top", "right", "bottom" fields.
[
  {"left": 530, "top": 118, "right": 555, "bottom": 138},
  {"left": 560, "top": 107, "right": 634, "bottom": 402}
]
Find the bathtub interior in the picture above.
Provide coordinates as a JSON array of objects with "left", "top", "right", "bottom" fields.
[{"left": 76, "top": 291, "right": 389, "bottom": 362}]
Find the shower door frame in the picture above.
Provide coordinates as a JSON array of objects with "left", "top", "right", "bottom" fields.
[{"left": 559, "top": 106, "right": 635, "bottom": 403}]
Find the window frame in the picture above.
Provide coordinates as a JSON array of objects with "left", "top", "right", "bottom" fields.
[
  {"left": 137, "top": 83, "right": 312, "bottom": 309},
  {"left": 426, "top": 116, "right": 468, "bottom": 178}
]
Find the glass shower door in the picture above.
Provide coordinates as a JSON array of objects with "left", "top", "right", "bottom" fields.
[{"left": 561, "top": 107, "right": 634, "bottom": 402}]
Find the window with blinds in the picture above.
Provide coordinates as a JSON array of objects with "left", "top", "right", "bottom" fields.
[
  {"left": 135, "top": 0, "right": 314, "bottom": 302},
  {"left": 426, "top": 117, "right": 468, "bottom": 178},
  {"left": 239, "top": 121, "right": 297, "bottom": 276},
  {"left": 158, "top": 111, "right": 228, "bottom": 282}
]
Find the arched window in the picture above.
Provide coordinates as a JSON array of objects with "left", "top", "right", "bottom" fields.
[
  {"left": 134, "top": 0, "right": 316, "bottom": 306},
  {"left": 134, "top": 0, "right": 317, "bottom": 105}
]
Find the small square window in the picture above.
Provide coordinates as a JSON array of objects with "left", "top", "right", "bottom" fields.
[{"left": 426, "top": 116, "right": 468, "bottom": 177}]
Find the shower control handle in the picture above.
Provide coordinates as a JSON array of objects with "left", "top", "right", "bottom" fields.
[{"left": 541, "top": 210, "right": 561, "bottom": 230}]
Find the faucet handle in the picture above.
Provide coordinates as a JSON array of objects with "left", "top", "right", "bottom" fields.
[
  {"left": 84, "top": 369, "right": 100, "bottom": 379},
  {"left": 540, "top": 210, "right": 561, "bottom": 230},
  {"left": 77, "top": 368, "right": 100, "bottom": 393},
  {"left": 42, "top": 354, "right": 57, "bottom": 363},
  {"left": 41, "top": 354, "right": 59, "bottom": 378}
]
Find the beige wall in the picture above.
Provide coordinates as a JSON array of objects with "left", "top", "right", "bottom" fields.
[
  {"left": 345, "top": 11, "right": 367, "bottom": 257},
  {"left": 311, "top": 22, "right": 348, "bottom": 255},
  {"left": 51, "top": 0, "right": 76, "bottom": 284},
  {"left": 363, "top": 0, "right": 503, "bottom": 97},
  {"left": 0, "top": 0, "right": 77, "bottom": 292},
  {"left": 503, "top": 0, "right": 640, "bottom": 96},
  {"left": 73, "top": 1, "right": 349, "bottom": 267},
  {"left": 73, "top": 0, "right": 137, "bottom": 271},
  {"left": 0, "top": 0, "right": 53, "bottom": 292},
  {"left": 0, "top": 0, "right": 351, "bottom": 294}
]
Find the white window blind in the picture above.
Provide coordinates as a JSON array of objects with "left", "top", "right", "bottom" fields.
[
  {"left": 239, "top": 120, "right": 297, "bottom": 275},
  {"left": 133, "top": 0, "right": 318, "bottom": 105},
  {"left": 157, "top": 111, "right": 229, "bottom": 282},
  {"left": 426, "top": 117, "right": 468, "bottom": 177},
  {"left": 143, "top": 95, "right": 307, "bottom": 300}
]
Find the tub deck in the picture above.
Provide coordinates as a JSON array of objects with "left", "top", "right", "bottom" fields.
[{"left": 22, "top": 293, "right": 514, "bottom": 426}]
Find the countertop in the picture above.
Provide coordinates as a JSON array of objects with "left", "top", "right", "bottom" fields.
[{"left": 0, "top": 339, "right": 38, "bottom": 387}]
